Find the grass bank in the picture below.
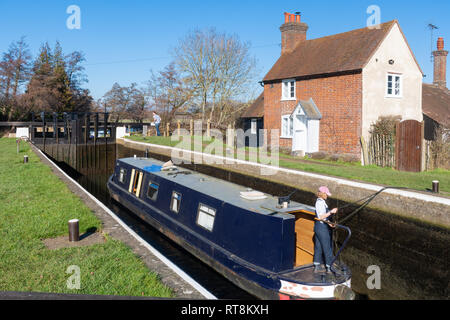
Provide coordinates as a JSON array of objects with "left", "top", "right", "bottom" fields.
[
  {"left": 125, "top": 135, "right": 450, "bottom": 194},
  {"left": 0, "top": 138, "right": 173, "bottom": 297}
]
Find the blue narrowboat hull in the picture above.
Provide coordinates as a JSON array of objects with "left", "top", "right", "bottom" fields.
[{"left": 107, "top": 158, "right": 352, "bottom": 300}]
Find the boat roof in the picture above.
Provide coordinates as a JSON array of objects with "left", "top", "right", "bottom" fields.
[{"left": 118, "top": 157, "right": 315, "bottom": 219}]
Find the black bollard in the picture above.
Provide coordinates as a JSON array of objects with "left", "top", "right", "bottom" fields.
[
  {"left": 68, "top": 219, "right": 80, "bottom": 242},
  {"left": 23, "top": 155, "right": 28, "bottom": 163},
  {"left": 432, "top": 181, "right": 440, "bottom": 193},
  {"left": 145, "top": 149, "right": 149, "bottom": 158}
]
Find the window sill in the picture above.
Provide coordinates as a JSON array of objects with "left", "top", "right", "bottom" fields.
[
  {"left": 281, "top": 98, "right": 297, "bottom": 102},
  {"left": 280, "top": 136, "right": 293, "bottom": 139},
  {"left": 385, "top": 95, "right": 403, "bottom": 99}
]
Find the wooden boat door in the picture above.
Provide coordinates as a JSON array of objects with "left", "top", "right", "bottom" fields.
[{"left": 292, "top": 211, "right": 316, "bottom": 267}]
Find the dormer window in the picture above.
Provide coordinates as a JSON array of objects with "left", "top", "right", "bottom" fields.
[
  {"left": 386, "top": 73, "right": 402, "bottom": 98},
  {"left": 282, "top": 79, "right": 296, "bottom": 100}
]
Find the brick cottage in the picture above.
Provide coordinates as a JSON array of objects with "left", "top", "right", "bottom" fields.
[{"left": 242, "top": 13, "right": 424, "bottom": 162}]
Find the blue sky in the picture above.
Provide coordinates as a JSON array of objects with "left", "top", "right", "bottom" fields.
[{"left": 0, "top": 0, "right": 449, "bottom": 100}]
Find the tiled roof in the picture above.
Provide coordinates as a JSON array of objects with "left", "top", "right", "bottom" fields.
[
  {"left": 422, "top": 84, "right": 450, "bottom": 128},
  {"left": 264, "top": 20, "right": 406, "bottom": 82},
  {"left": 241, "top": 93, "right": 264, "bottom": 118},
  {"left": 294, "top": 98, "right": 322, "bottom": 120}
]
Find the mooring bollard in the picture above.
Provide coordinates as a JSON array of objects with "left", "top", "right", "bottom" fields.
[
  {"left": 432, "top": 181, "right": 440, "bottom": 193},
  {"left": 68, "top": 219, "right": 80, "bottom": 242},
  {"left": 23, "top": 155, "right": 29, "bottom": 163}
]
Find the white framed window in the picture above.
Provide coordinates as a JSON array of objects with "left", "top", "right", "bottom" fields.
[
  {"left": 282, "top": 79, "right": 296, "bottom": 100},
  {"left": 281, "top": 115, "right": 294, "bottom": 138},
  {"left": 250, "top": 119, "right": 257, "bottom": 134},
  {"left": 170, "top": 192, "right": 182, "bottom": 213},
  {"left": 196, "top": 203, "right": 216, "bottom": 232},
  {"left": 386, "top": 73, "right": 402, "bottom": 97}
]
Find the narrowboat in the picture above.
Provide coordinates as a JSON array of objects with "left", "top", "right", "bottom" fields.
[{"left": 107, "top": 157, "right": 353, "bottom": 300}]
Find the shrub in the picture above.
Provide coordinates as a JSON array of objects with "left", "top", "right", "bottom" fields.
[
  {"left": 367, "top": 116, "right": 400, "bottom": 167},
  {"left": 429, "top": 126, "right": 450, "bottom": 170}
]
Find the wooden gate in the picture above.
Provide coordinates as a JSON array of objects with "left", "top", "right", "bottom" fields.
[{"left": 395, "top": 120, "right": 423, "bottom": 172}]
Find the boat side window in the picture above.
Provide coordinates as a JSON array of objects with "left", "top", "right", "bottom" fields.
[
  {"left": 128, "top": 169, "right": 143, "bottom": 197},
  {"left": 147, "top": 181, "right": 159, "bottom": 201},
  {"left": 129, "top": 169, "right": 137, "bottom": 193},
  {"left": 170, "top": 192, "right": 182, "bottom": 213},
  {"left": 135, "top": 172, "right": 144, "bottom": 197},
  {"left": 196, "top": 204, "right": 216, "bottom": 232},
  {"left": 119, "top": 168, "right": 127, "bottom": 184}
]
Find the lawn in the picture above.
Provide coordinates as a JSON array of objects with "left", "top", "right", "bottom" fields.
[
  {"left": 125, "top": 135, "right": 450, "bottom": 194},
  {"left": 278, "top": 158, "right": 450, "bottom": 194},
  {"left": 0, "top": 138, "right": 173, "bottom": 297}
]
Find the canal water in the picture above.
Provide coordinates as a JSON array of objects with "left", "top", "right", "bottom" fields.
[{"left": 52, "top": 143, "right": 449, "bottom": 300}]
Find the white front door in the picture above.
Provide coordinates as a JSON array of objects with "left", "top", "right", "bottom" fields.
[{"left": 293, "top": 115, "right": 307, "bottom": 152}]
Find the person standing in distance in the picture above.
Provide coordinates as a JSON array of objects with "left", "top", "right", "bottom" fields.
[
  {"left": 153, "top": 112, "right": 161, "bottom": 136},
  {"left": 313, "top": 186, "right": 338, "bottom": 274}
]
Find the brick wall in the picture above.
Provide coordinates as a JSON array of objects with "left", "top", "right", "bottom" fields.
[
  {"left": 264, "top": 72, "right": 363, "bottom": 156},
  {"left": 433, "top": 51, "right": 448, "bottom": 89}
]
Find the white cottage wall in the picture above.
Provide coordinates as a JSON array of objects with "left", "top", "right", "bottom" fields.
[{"left": 362, "top": 22, "right": 423, "bottom": 144}]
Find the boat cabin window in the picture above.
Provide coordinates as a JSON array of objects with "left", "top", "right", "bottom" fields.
[
  {"left": 147, "top": 182, "right": 159, "bottom": 201},
  {"left": 119, "top": 168, "right": 127, "bottom": 184},
  {"left": 128, "top": 169, "right": 144, "bottom": 197},
  {"left": 196, "top": 204, "right": 216, "bottom": 232},
  {"left": 170, "top": 192, "right": 182, "bottom": 213}
]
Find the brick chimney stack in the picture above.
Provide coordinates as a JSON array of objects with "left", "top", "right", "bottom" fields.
[
  {"left": 280, "top": 12, "right": 308, "bottom": 55},
  {"left": 433, "top": 37, "right": 448, "bottom": 88}
]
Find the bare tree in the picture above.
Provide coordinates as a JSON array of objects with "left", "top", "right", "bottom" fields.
[
  {"left": 65, "top": 51, "right": 87, "bottom": 90},
  {"left": 0, "top": 37, "right": 32, "bottom": 120},
  {"left": 102, "top": 82, "right": 148, "bottom": 123},
  {"left": 9, "top": 37, "right": 32, "bottom": 98},
  {"left": 127, "top": 88, "right": 148, "bottom": 123},
  {"left": 173, "top": 28, "right": 256, "bottom": 125},
  {"left": 147, "top": 63, "right": 194, "bottom": 125}
]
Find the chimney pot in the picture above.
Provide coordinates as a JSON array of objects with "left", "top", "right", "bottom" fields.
[
  {"left": 437, "top": 37, "right": 444, "bottom": 51},
  {"left": 280, "top": 11, "right": 308, "bottom": 55}
]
